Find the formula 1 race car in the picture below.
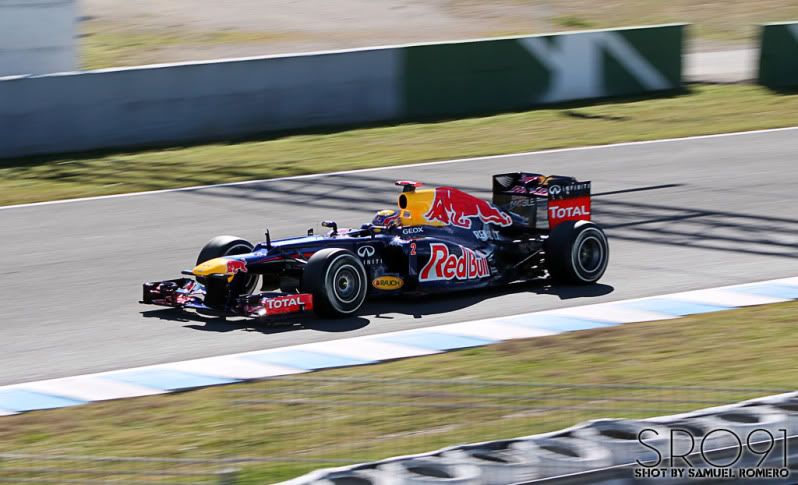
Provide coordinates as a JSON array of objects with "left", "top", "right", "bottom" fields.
[{"left": 141, "top": 172, "right": 608, "bottom": 319}]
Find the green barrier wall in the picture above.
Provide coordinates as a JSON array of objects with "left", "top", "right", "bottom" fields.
[
  {"left": 758, "top": 22, "right": 798, "bottom": 88},
  {"left": 402, "top": 24, "right": 684, "bottom": 119}
]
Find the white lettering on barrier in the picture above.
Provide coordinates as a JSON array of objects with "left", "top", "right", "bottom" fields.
[{"left": 518, "top": 31, "right": 670, "bottom": 103}]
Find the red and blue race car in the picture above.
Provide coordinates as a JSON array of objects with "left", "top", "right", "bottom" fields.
[{"left": 141, "top": 172, "right": 609, "bottom": 318}]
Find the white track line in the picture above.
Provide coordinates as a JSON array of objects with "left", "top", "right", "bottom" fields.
[{"left": 2, "top": 125, "right": 797, "bottom": 212}]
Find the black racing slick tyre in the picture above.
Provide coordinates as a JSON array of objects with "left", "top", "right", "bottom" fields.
[
  {"left": 302, "top": 248, "right": 368, "bottom": 318},
  {"left": 544, "top": 221, "right": 609, "bottom": 285},
  {"left": 196, "top": 235, "right": 258, "bottom": 294}
]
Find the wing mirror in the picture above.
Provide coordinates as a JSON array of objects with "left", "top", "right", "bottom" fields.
[{"left": 321, "top": 220, "right": 338, "bottom": 235}]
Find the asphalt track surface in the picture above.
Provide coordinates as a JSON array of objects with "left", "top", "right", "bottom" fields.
[{"left": 2, "top": 128, "right": 798, "bottom": 386}]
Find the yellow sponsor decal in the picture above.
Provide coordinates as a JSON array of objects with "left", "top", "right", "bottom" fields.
[{"left": 372, "top": 275, "right": 404, "bottom": 290}]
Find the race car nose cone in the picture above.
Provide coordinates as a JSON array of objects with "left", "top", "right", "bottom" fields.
[{"left": 192, "top": 257, "right": 244, "bottom": 277}]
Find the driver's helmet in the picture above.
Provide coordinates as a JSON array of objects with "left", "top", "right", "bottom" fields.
[{"left": 372, "top": 209, "right": 400, "bottom": 228}]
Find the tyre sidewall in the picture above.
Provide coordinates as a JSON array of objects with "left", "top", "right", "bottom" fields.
[
  {"left": 545, "top": 221, "right": 609, "bottom": 284},
  {"left": 303, "top": 248, "right": 368, "bottom": 317},
  {"left": 568, "top": 223, "right": 609, "bottom": 283},
  {"left": 321, "top": 253, "right": 367, "bottom": 315}
]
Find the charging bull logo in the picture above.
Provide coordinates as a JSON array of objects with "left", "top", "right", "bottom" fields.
[
  {"left": 425, "top": 187, "right": 512, "bottom": 229},
  {"left": 226, "top": 259, "right": 247, "bottom": 274},
  {"left": 419, "top": 243, "right": 490, "bottom": 282}
]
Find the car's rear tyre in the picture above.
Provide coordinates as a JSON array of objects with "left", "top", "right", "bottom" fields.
[
  {"left": 196, "top": 235, "right": 258, "bottom": 294},
  {"left": 302, "top": 248, "right": 367, "bottom": 318},
  {"left": 544, "top": 221, "right": 609, "bottom": 284}
]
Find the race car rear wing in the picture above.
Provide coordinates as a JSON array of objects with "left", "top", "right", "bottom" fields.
[{"left": 491, "top": 172, "right": 591, "bottom": 230}]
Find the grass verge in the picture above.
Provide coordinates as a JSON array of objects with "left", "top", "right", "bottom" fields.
[
  {"left": 2, "top": 84, "right": 797, "bottom": 207},
  {"left": 81, "top": 20, "right": 301, "bottom": 70},
  {"left": 1, "top": 301, "right": 796, "bottom": 482}
]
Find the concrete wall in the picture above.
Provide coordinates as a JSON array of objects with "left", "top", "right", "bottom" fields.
[
  {"left": 0, "top": 0, "right": 77, "bottom": 76},
  {"left": 1, "top": 49, "right": 402, "bottom": 158},
  {"left": 0, "top": 25, "right": 683, "bottom": 159}
]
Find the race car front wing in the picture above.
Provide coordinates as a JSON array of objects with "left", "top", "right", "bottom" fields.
[{"left": 141, "top": 278, "right": 313, "bottom": 318}]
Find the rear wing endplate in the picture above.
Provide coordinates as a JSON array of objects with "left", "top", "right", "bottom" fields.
[{"left": 492, "top": 173, "right": 591, "bottom": 230}]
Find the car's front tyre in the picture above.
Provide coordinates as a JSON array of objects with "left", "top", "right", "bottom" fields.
[
  {"left": 302, "top": 248, "right": 368, "bottom": 318},
  {"left": 196, "top": 235, "right": 259, "bottom": 295}
]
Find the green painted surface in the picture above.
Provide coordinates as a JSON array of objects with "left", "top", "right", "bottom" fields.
[
  {"left": 402, "top": 25, "right": 685, "bottom": 119},
  {"left": 758, "top": 23, "right": 798, "bottom": 88},
  {"left": 402, "top": 38, "right": 550, "bottom": 119},
  {"left": 603, "top": 25, "right": 683, "bottom": 97}
]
